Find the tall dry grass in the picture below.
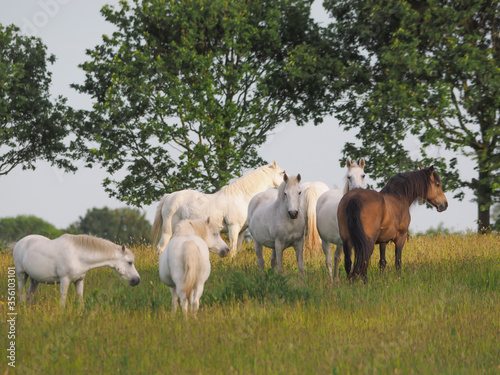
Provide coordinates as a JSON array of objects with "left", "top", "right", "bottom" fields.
[{"left": 1, "top": 233, "right": 499, "bottom": 374}]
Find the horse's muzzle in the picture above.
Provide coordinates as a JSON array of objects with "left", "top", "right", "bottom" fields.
[
  {"left": 288, "top": 210, "right": 299, "bottom": 219},
  {"left": 219, "top": 247, "right": 230, "bottom": 258},
  {"left": 130, "top": 277, "right": 141, "bottom": 287},
  {"left": 437, "top": 201, "right": 448, "bottom": 212}
]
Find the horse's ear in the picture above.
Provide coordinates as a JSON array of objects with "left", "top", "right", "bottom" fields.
[
  {"left": 121, "top": 245, "right": 126, "bottom": 253},
  {"left": 419, "top": 166, "right": 423, "bottom": 170},
  {"left": 206, "top": 217, "right": 211, "bottom": 225},
  {"left": 297, "top": 173, "right": 301, "bottom": 182},
  {"left": 358, "top": 158, "right": 365, "bottom": 169},
  {"left": 272, "top": 160, "right": 277, "bottom": 169},
  {"left": 283, "top": 173, "right": 288, "bottom": 182},
  {"left": 429, "top": 165, "right": 435, "bottom": 174},
  {"left": 346, "top": 158, "right": 352, "bottom": 168}
]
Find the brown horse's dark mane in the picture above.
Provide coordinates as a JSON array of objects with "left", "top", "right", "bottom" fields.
[{"left": 380, "top": 168, "right": 440, "bottom": 205}]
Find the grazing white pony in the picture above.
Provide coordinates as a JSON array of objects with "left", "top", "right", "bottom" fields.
[
  {"left": 300, "top": 181, "right": 330, "bottom": 252},
  {"left": 13, "top": 234, "right": 141, "bottom": 307},
  {"left": 152, "top": 161, "right": 285, "bottom": 257},
  {"left": 159, "top": 218, "right": 229, "bottom": 314},
  {"left": 316, "top": 158, "right": 366, "bottom": 282},
  {"left": 248, "top": 173, "right": 306, "bottom": 274}
]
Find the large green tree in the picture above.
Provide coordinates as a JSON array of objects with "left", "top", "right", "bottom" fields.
[
  {"left": 0, "top": 24, "right": 76, "bottom": 176},
  {"left": 71, "top": 207, "right": 152, "bottom": 245},
  {"left": 73, "top": 0, "right": 333, "bottom": 206},
  {"left": 324, "top": 0, "right": 499, "bottom": 231}
]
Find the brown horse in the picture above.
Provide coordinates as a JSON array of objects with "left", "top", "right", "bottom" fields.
[{"left": 337, "top": 166, "right": 448, "bottom": 282}]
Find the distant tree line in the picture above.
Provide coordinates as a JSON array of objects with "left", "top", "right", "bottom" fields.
[
  {"left": 1, "top": 0, "right": 498, "bottom": 231},
  {"left": 0, "top": 207, "right": 151, "bottom": 246}
]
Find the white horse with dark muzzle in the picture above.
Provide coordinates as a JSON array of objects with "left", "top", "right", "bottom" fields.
[
  {"left": 248, "top": 173, "right": 306, "bottom": 274},
  {"left": 13, "top": 234, "right": 141, "bottom": 307},
  {"left": 159, "top": 218, "right": 229, "bottom": 315}
]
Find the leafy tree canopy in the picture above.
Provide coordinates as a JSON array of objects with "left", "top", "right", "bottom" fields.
[
  {"left": 0, "top": 24, "right": 77, "bottom": 176},
  {"left": 324, "top": 0, "right": 500, "bottom": 230},
  {"left": 0, "top": 215, "right": 63, "bottom": 244},
  {"left": 71, "top": 207, "right": 151, "bottom": 245},
  {"left": 73, "top": 0, "right": 335, "bottom": 206}
]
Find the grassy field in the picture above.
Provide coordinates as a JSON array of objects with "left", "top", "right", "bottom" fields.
[{"left": 1, "top": 233, "right": 499, "bottom": 374}]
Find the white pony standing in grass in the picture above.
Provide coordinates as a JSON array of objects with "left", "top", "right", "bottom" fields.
[
  {"left": 151, "top": 161, "right": 285, "bottom": 257},
  {"left": 248, "top": 173, "right": 305, "bottom": 274},
  {"left": 159, "top": 218, "right": 229, "bottom": 315},
  {"left": 13, "top": 234, "right": 141, "bottom": 307},
  {"left": 316, "top": 158, "right": 366, "bottom": 282},
  {"left": 300, "top": 181, "right": 330, "bottom": 252}
]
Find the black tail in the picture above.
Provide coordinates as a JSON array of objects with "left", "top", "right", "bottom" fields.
[{"left": 345, "top": 198, "right": 373, "bottom": 282}]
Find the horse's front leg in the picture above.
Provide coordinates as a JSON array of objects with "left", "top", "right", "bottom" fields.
[
  {"left": 228, "top": 224, "right": 241, "bottom": 258},
  {"left": 59, "top": 277, "right": 71, "bottom": 308},
  {"left": 293, "top": 237, "right": 305, "bottom": 274},
  {"left": 74, "top": 278, "right": 85, "bottom": 306},
  {"left": 254, "top": 242, "right": 266, "bottom": 274},
  {"left": 394, "top": 233, "right": 408, "bottom": 271},
  {"left": 274, "top": 240, "right": 285, "bottom": 274},
  {"left": 379, "top": 242, "right": 388, "bottom": 271}
]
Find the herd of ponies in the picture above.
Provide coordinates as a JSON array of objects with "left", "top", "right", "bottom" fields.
[{"left": 12, "top": 158, "right": 448, "bottom": 313}]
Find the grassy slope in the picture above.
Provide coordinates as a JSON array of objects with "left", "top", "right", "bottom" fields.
[{"left": 1, "top": 234, "right": 499, "bottom": 374}]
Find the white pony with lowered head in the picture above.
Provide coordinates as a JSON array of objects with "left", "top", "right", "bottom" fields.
[
  {"left": 316, "top": 158, "right": 366, "bottom": 282},
  {"left": 151, "top": 161, "right": 285, "bottom": 257},
  {"left": 159, "top": 218, "right": 229, "bottom": 315},
  {"left": 248, "top": 173, "right": 306, "bottom": 274},
  {"left": 13, "top": 234, "right": 141, "bottom": 307}
]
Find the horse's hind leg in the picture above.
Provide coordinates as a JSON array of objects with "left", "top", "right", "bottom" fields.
[
  {"left": 17, "top": 272, "right": 28, "bottom": 302},
  {"left": 27, "top": 278, "right": 39, "bottom": 302},
  {"left": 333, "top": 241, "right": 343, "bottom": 283},
  {"left": 321, "top": 240, "right": 333, "bottom": 282},
  {"left": 379, "top": 243, "right": 388, "bottom": 271},
  {"left": 170, "top": 287, "right": 179, "bottom": 313},
  {"left": 342, "top": 239, "right": 353, "bottom": 277},
  {"left": 157, "top": 215, "right": 175, "bottom": 255}
]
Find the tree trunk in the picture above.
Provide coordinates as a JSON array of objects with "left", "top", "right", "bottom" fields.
[{"left": 476, "top": 169, "right": 492, "bottom": 232}]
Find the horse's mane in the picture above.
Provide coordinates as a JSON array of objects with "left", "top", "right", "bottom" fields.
[
  {"left": 64, "top": 234, "right": 123, "bottom": 257},
  {"left": 380, "top": 168, "right": 440, "bottom": 204},
  {"left": 173, "top": 219, "right": 208, "bottom": 238},
  {"left": 218, "top": 164, "right": 276, "bottom": 197}
]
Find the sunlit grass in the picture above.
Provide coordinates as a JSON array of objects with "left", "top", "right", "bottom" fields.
[{"left": 1, "top": 233, "right": 499, "bottom": 374}]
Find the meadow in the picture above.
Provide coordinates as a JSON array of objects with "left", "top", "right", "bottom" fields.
[{"left": 1, "top": 233, "right": 499, "bottom": 374}]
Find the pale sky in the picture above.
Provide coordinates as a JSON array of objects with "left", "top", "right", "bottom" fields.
[{"left": 0, "top": 0, "right": 477, "bottom": 233}]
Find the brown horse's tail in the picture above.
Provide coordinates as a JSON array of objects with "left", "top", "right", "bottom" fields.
[{"left": 345, "top": 199, "right": 373, "bottom": 282}]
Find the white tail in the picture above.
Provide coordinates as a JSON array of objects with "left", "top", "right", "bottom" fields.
[
  {"left": 182, "top": 242, "right": 200, "bottom": 303},
  {"left": 305, "top": 186, "right": 321, "bottom": 252},
  {"left": 151, "top": 194, "right": 169, "bottom": 245}
]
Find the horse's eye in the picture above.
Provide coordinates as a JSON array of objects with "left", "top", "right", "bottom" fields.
[
  {"left": 284, "top": 192, "right": 287, "bottom": 196},
  {"left": 362, "top": 174, "right": 366, "bottom": 178},
  {"left": 128, "top": 261, "right": 133, "bottom": 266},
  {"left": 347, "top": 176, "right": 352, "bottom": 180},
  {"left": 298, "top": 191, "right": 302, "bottom": 195}
]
